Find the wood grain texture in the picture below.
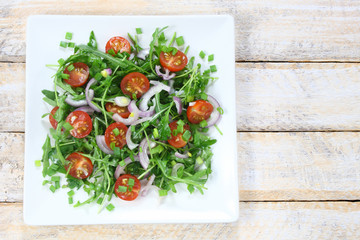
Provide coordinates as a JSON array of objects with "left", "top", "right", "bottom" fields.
[
  {"left": 3, "top": 132, "right": 360, "bottom": 202},
  {"left": 236, "top": 63, "right": 360, "bottom": 131},
  {"left": 1, "top": 0, "right": 360, "bottom": 62},
  {"left": 1, "top": 202, "right": 360, "bottom": 239},
  {"left": 2, "top": 62, "right": 360, "bottom": 132}
]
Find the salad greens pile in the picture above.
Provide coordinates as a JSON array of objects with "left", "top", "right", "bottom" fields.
[{"left": 38, "top": 27, "right": 221, "bottom": 212}]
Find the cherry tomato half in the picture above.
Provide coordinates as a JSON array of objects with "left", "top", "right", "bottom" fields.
[
  {"left": 159, "top": 50, "right": 188, "bottom": 72},
  {"left": 63, "top": 62, "right": 90, "bottom": 87},
  {"left": 105, "top": 36, "right": 131, "bottom": 55},
  {"left": 114, "top": 174, "right": 141, "bottom": 201},
  {"left": 49, "top": 106, "right": 59, "bottom": 129},
  {"left": 105, "top": 102, "right": 130, "bottom": 118},
  {"left": 65, "top": 110, "right": 93, "bottom": 138},
  {"left": 168, "top": 121, "right": 191, "bottom": 148},
  {"left": 65, "top": 152, "right": 93, "bottom": 179},
  {"left": 105, "top": 122, "right": 128, "bottom": 149},
  {"left": 187, "top": 100, "right": 214, "bottom": 124},
  {"left": 120, "top": 72, "right": 150, "bottom": 99}
]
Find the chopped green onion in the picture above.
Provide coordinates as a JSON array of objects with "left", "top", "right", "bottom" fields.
[
  {"left": 119, "top": 160, "right": 126, "bottom": 167},
  {"left": 110, "top": 142, "right": 116, "bottom": 150},
  {"left": 172, "top": 48, "right": 178, "bottom": 55},
  {"left": 61, "top": 73, "right": 69, "bottom": 80},
  {"left": 50, "top": 164, "right": 59, "bottom": 171},
  {"left": 65, "top": 32, "right": 73, "bottom": 40},
  {"left": 199, "top": 120, "right": 208, "bottom": 128},
  {"left": 49, "top": 185, "right": 56, "bottom": 193},
  {"left": 68, "top": 42, "right": 75, "bottom": 48},
  {"left": 186, "top": 95, "right": 194, "bottom": 102},
  {"left": 59, "top": 41, "right": 67, "bottom": 48},
  {"left": 35, "top": 160, "right": 41, "bottom": 167},
  {"left": 107, "top": 48, "right": 115, "bottom": 55},
  {"left": 55, "top": 181, "right": 60, "bottom": 189},
  {"left": 199, "top": 51, "right": 206, "bottom": 59},
  {"left": 63, "top": 122, "right": 73, "bottom": 131},
  {"left": 51, "top": 176, "right": 60, "bottom": 182},
  {"left": 200, "top": 92, "right": 208, "bottom": 100},
  {"left": 118, "top": 186, "right": 127, "bottom": 192},
  {"left": 67, "top": 190, "right": 75, "bottom": 197},
  {"left": 153, "top": 128, "right": 159, "bottom": 138},
  {"left": 159, "top": 189, "right": 168, "bottom": 196},
  {"left": 94, "top": 72, "right": 102, "bottom": 81},
  {"left": 67, "top": 64, "right": 75, "bottom": 71},
  {"left": 136, "top": 28, "right": 142, "bottom": 34},
  {"left": 176, "top": 36, "right": 184, "bottom": 46},
  {"left": 210, "top": 65, "right": 217, "bottom": 73},
  {"left": 208, "top": 54, "right": 214, "bottom": 61},
  {"left": 182, "top": 130, "right": 191, "bottom": 142},
  {"left": 57, "top": 58, "right": 65, "bottom": 65},
  {"left": 196, "top": 156, "right": 203, "bottom": 165},
  {"left": 150, "top": 145, "right": 164, "bottom": 155},
  {"left": 42, "top": 180, "right": 50, "bottom": 185},
  {"left": 68, "top": 197, "right": 74, "bottom": 204},
  {"left": 97, "top": 197, "right": 103, "bottom": 205},
  {"left": 106, "top": 203, "right": 115, "bottom": 211},
  {"left": 217, "top": 107, "right": 224, "bottom": 115},
  {"left": 112, "top": 128, "right": 120, "bottom": 136},
  {"left": 128, "top": 178, "right": 135, "bottom": 186}
]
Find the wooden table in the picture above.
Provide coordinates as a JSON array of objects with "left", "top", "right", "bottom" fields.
[{"left": 1, "top": 1, "right": 360, "bottom": 239}]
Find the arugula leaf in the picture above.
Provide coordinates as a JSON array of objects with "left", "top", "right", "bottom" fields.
[
  {"left": 87, "top": 30, "right": 98, "bottom": 49},
  {"left": 41, "top": 135, "right": 51, "bottom": 177}
]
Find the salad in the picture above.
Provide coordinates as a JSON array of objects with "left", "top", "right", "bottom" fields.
[{"left": 38, "top": 27, "right": 223, "bottom": 211}]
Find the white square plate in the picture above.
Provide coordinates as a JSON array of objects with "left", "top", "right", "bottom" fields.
[{"left": 24, "top": 15, "right": 238, "bottom": 225}]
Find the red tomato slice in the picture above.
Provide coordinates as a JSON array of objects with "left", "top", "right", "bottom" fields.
[
  {"left": 159, "top": 50, "right": 188, "bottom": 72},
  {"left": 114, "top": 174, "right": 141, "bottom": 201},
  {"left": 167, "top": 121, "right": 191, "bottom": 148},
  {"left": 120, "top": 72, "right": 150, "bottom": 99},
  {"left": 65, "top": 152, "right": 93, "bottom": 179},
  {"left": 187, "top": 100, "right": 214, "bottom": 124},
  {"left": 105, "top": 102, "right": 130, "bottom": 118},
  {"left": 63, "top": 62, "right": 90, "bottom": 87},
  {"left": 65, "top": 111, "right": 93, "bottom": 138},
  {"left": 105, "top": 122, "right": 128, "bottom": 149},
  {"left": 105, "top": 36, "right": 131, "bottom": 55},
  {"left": 49, "top": 106, "right": 59, "bottom": 129}
]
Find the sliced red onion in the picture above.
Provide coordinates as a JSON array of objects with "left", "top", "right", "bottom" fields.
[
  {"left": 155, "top": 65, "right": 176, "bottom": 80},
  {"left": 85, "top": 78, "right": 101, "bottom": 112},
  {"left": 65, "top": 95, "right": 87, "bottom": 107},
  {"left": 74, "top": 106, "right": 95, "bottom": 115},
  {"left": 114, "top": 96, "right": 131, "bottom": 107},
  {"left": 174, "top": 151, "right": 189, "bottom": 159},
  {"left": 139, "top": 81, "right": 170, "bottom": 111},
  {"left": 137, "top": 48, "right": 149, "bottom": 60},
  {"left": 171, "top": 163, "right": 185, "bottom": 177},
  {"left": 173, "top": 96, "right": 182, "bottom": 115},
  {"left": 140, "top": 185, "right": 159, "bottom": 197},
  {"left": 205, "top": 95, "right": 222, "bottom": 128},
  {"left": 113, "top": 111, "right": 139, "bottom": 125},
  {"left": 125, "top": 126, "right": 138, "bottom": 150},
  {"left": 140, "top": 174, "right": 156, "bottom": 197},
  {"left": 114, "top": 155, "right": 139, "bottom": 179},
  {"left": 96, "top": 135, "right": 113, "bottom": 155},
  {"left": 138, "top": 138, "right": 156, "bottom": 170},
  {"left": 189, "top": 101, "right": 196, "bottom": 107},
  {"left": 128, "top": 99, "right": 156, "bottom": 118}
]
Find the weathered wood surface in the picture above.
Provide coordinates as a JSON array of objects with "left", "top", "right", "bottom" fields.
[
  {"left": 2, "top": 63, "right": 360, "bottom": 132},
  {"left": 1, "top": 202, "right": 360, "bottom": 239},
  {"left": 2, "top": 132, "right": 360, "bottom": 202},
  {"left": 1, "top": 0, "right": 360, "bottom": 62}
]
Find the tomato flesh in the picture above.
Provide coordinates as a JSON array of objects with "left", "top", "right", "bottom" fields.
[
  {"left": 106, "top": 36, "right": 131, "bottom": 55},
  {"left": 120, "top": 72, "right": 150, "bottom": 99},
  {"left": 104, "top": 122, "right": 128, "bottom": 149},
  {"left": 114, "top": 174, "right": 141, "bottom": 201},
  {"left": 63, "top": 62, "right": 90, "bottom": 87},
  {"left": 167, "top": 121, "right": 191, "bottom": 148},
  {"left": 66, "top": 111, "right": 93, "bottom": 138},
  {"left": 105, "top": 102, "right": 130, "bottom": 118},
  {"left": 187, "top": 100, "right": 214, "bottom": 124},
  {"left": 159, "top": 50, "right": 188, "bottom": 72},
  {"left": 65, "top": 152, "right": 93, "bottom": 179},
  {"left": 49, "top": 106, "right": 59, "bottom": 129}
]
